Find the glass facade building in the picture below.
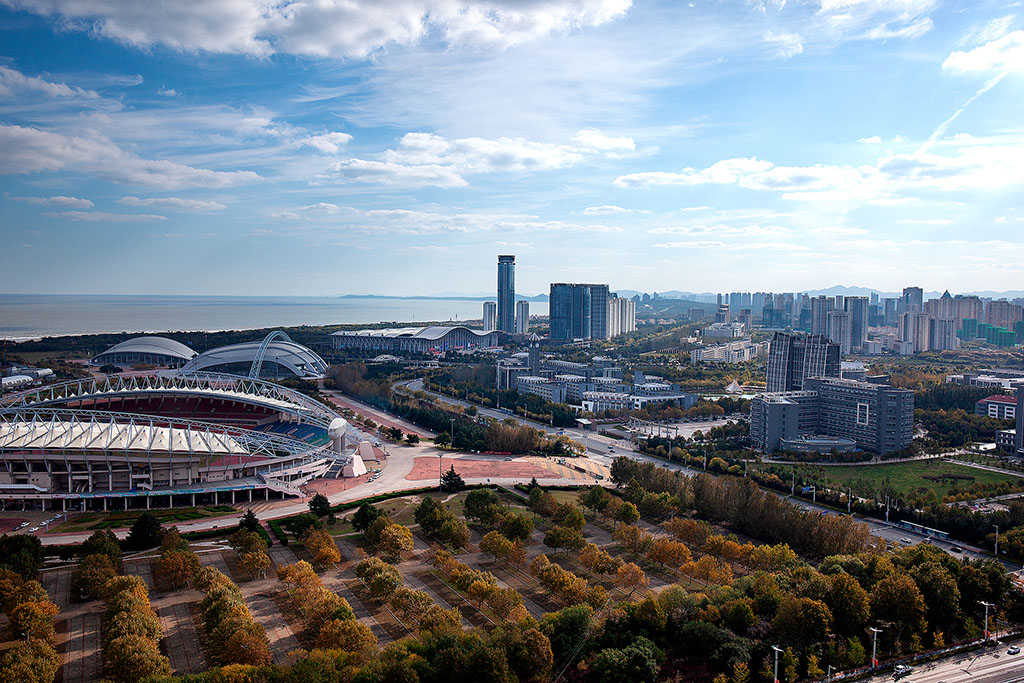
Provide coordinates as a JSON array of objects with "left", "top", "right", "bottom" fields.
[
  {"left": 497, "top": 255, "right": 516, "bottom": 333},
  {"left": 549, "top": 283, "right": 610, "bottom": 340}
]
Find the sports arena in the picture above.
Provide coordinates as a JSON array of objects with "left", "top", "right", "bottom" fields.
[{"left": 0, "top": 372, "right": 368, "bottom": 511}]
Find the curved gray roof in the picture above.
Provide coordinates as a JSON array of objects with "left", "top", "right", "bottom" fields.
[
  {"left": 95, "top": 336, "right": 197, "bottom": 362},
  {"left": 178, "top": 339, "right": 328, "bottom": 379},
  {"left": 333, "top": 325, "right": 496, "bottom": 340}
]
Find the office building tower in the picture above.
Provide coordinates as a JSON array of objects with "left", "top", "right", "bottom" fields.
[
  {"left": 752, "top": 377, "right": 914, "bottom": 455},
  {"left": 899, "top": 311, "right": 931, "bottom": 353},
  {"left": 497, "top": 255, "right": 516, "bottom": 333},
  {"left": 827, "top": 310, "right": 853, "bottom": 354},
  {"left": 809, "top": 296, "right": 834, "bottom": 336},
  {"left": 766, "top": 332, "right": 841, "bottom": 393},
  {"left": 689, "top": 308, "right": 704, "bottom": 322},
  {"left": 845, "top": 296, "right": 869, "bottom": 352},
  {"left": 870, "top": 292, "right": 879, "bottom": 305},
  {"left": 515, "top": 300, "right": 529, "bottom": 334},
  {"left": 482, "top": 301, "right": 497, "bottom": 331},
  {"left": 929, "top": 318, "right": 958, "bottom": 351},
  {"left": 549, "top": 283, "right": 610, "bottom": 340},
  {"left": 883, "top": 298, "right": 898, "bottom": 327},
  {"left": 607, "top": 295, "right": 637, "bottom": 338},
  {"left": 902, "top": 286, "right": 924, "bottom": 312}
]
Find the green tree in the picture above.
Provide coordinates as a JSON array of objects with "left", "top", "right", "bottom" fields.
[
  {"left": 591, "top": 637, "right": 662, "bottom": 683},
  {"left": 70, "top": 553, "right": 117, "bottom": 601},
  {"left": 825, "top": 571, "right": 870, "bottom": 637},
  {"left": 0, "top": 637, "right": 59, "bottom": 683},
  {"left": 352, "top": 503, "right": 384, "bottom": 532},
  {"left": 435, "top": 431, "right": 452, "bottom": 448},
  {"left": 104, "top": 635, "right": 171, "bottom": 683},
  {"left": 238, "top": 509, "right": 262, "bottom": 534},
  {"left": 406, "top": 433, "right": 420, "bottom": 445},
  {"left": 870, "top": 573, "right": 926, "bottom": 641},
  {"left": 81, "top": 530, "right": 122, "bottom": 567},
  {"left": 0, "top": 535, "right": 45, "bottom": 579},
  {"left": 540, "top": 605, "right": 593, "bottom": 664},
  {"left": 441, "top": 465, "right": 465, "bottom": 492},
  {"left": 614, "top": 501, "right": 640, "bottom": 527},
  {"left": 499, "top": 513, "right": 534, "bottom": 542},
  {"left": 464, "top": 488, "right": 502, "bottom": 523},
  {"left": 125, "top": 512, "right": 163, "bottom": 551},
  {"left": 582, "top": 485, "right": 610, "bottom": 513},
  {"left": 309, "top": 493, "right": 332, "bottom": 518}
]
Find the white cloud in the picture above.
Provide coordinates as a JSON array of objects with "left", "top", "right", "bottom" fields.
[
  {"left": 572, "top": 128, "right": 635, "bottom": 151},
  {"left": 857, "top": 135, "right": 882, "bottom": 143},
  {"left": 119, "top": 196, "right": 227, "bottom": 211},
  {"left": 8, "top": 0, "right": 631, "bottom": 58},
  {"left": 333, "top": 158, "right": 469, "bottom": 188},
  {"left": 764, "top": 31, "right": 803, "bottom": 58},
  {"left": 45, "top": 211, "right": 166, "bottom": 222},
  {"left": 157, "top": 88, "right": 179, "bottom": 96},
  {"left": 8, "top": 194, "right": 93, "bottom": 208},
  {"left": 900, "top": 218, "right": 953, "bottom": 225},
  {"left": 817, "top": 0, "right": 937, "bottom": 40},
  {"left": 0, "top": 65, "right": 99, "bottom": 99},
  {"left": 944, "top": 30, "right": 1024, "bottom": 72},
  {"left": 299, "top": 132, "right": 353, "bottom": 154},
  {"left": 583, "top": 204, "right": 630, "bottom": 215},
  {"left": 0, "top": 124, "right": 261, "bottom": 189}
]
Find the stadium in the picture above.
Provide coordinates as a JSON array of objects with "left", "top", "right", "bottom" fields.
[{"left": 0, "top": 372, "right": 368, "bottom": 511}]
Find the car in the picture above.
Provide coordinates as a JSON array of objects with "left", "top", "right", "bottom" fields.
[
  {"left": 894, "top": 664, "right": 912, "bottom": 673},
  {"left": 28, "top": 527, "right": 39, "bottom": 532},
  {"left": 1008, "top": 646, "right": 1020, "bottom": 655},
  {"left": 899, "top": 537, "right": 913, "bottom": 544},
  {"left": 950, "top": 545, "right": 963, "bottom": 553}
]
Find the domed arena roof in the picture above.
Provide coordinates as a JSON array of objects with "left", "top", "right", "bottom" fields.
[
  {"left": 178, "top": 336, "right": 328, "bottom": 379},
  {"left": 93, "top": 336, "right": 197, "bottom": 365}
]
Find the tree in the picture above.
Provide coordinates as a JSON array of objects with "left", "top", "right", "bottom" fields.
[
  {"left": 8, "top": 600, "right": 58, "bottom": 640},
  {"left": 0, "top": 638, "right": 59, "bottom": 683},
  {"left": 415, "top": 496, "right": 451, "bottom": 536},
  {"left": 582, "top": 485, "right": 610, "bottom": 514},
  {"left": 614, "top": 501, "right": 640, "bottom": 527},
  {"left": 540, "top": 605, "right": 593, "bottom": 664},
  {"left": 387, "top": 426, "right": 404, "bottom": 441},
  {"left": 543, "top": 525, "right": 585, "bottom": 554},
  {"left": 870, "top": 573, "right": 926, "bottom": 641},
  {"left": 440, "top": 518, "right": 471, "bottom": 549},
  {"left": 825, "top": 572, "right": 870, "bottom": 637},
  {"left": 104, "top": 635, "right": 171, "bottom": 683},
  {"left": 0, "top": 535, "right": 45, "bottom": 579},
  {"left": 388, "top": 587, "right": 434, "bottom": 625},
  {"left": 772, "top": 596, "right": 833, "bottom": 648},
  {"left": 352, "top": 503, "right": 384, "bottom": 532},
  {"left": 125, "top": 512, "right": 163, "bottom": 550},
  {"left": 464, "top": 488, "right": 502, "bottom": 524},
  {"left": 81, "top": 530, "right": 122, "bottom": 567},
  {"left": 616, "top": 562, "right": 650, "bottom": 598},
  {"left": 378, "top": 524, "right": 414, "bottom": 562},
  {"left": 406, "top": 433, "right": 420, "bottom": 445},
  {"left": 154, "top": 549, "right": 202, "bottom": 590},
  {"left": 239, "top": 509, "right": 262, "bottom": 534},
  {"left": 240, "top": 549, "right": 271, "bottom": 580},
  {"left": 315, "top": 618, "right": 378, "bottom": 660},
  {"left": 441, "top": 465, "right": 465, "bottom": 492},
  {"left": 561, "top": 505, "right": 586, "bottom": 532},
  {"left": 435, "top": 431, "right": 452, "bottom": 448},
  {"left": 284, "top": 512, "right": 323, "bottom": 538},
  {"left": 647, "top": 537, "right": 691, "bottom": 568},
  {"left": 731, "top": 661, "right": 751, "bottom": 683},
  {"left": 305, "top": 528, "right": 342, "bottom": 566},
  {"left": 591, "top": 637, "right": 662, "bottom": 683},
  {"left": 499, "top": 513, "right": 534, "bottom": 542},
  {"left": 71, "top": 553, "right": 117, "bottom": 601},
  {"left": 309, "top": 493, "right": 332, "bottom": 518}
]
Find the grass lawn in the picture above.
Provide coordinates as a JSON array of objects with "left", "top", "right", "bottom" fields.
[
  {"left": 51, "top": 505, "right": 238, "bottom": 532},
  {"left": 764, "top": 459, "right": 1024, "bottom": 501}
]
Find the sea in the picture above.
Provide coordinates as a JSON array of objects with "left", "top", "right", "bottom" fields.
[{"left": 0, "top": 294, "right": 548, "bottom": 340}]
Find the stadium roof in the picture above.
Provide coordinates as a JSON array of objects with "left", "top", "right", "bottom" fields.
[
  {"left": 178, "top": 339, "right": 328, "bottom": 379},
  {"left": 94, "top": 336, "right": 197, "bottom": 362},
  {"left": 333, "top": 325, "right": 495, "bottom": 340}
]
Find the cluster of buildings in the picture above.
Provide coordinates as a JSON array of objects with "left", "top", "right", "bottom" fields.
[
  {"left": 752, "top": 331, "right": 915, "bottom": 455},
  {"left": 691, "top": 339, "right": 769, "bottom": 364}
]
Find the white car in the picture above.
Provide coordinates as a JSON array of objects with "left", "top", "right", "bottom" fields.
[
  {"left": 1008, "top": 646, "right": 1020, "bottom": 655},
  {"left": 899, "top": 537, "right": 913, "bottom": 544},
  {"left": 28, "top": 526, "right": 39, "bottom": 532}
]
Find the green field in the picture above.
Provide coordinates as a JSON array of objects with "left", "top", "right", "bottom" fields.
[
  {"left": 51, "top": 505, "right": 238, "bottom": 532},
  {"left": 764, "top": 458, "right": 1024, "bottom": 503}
]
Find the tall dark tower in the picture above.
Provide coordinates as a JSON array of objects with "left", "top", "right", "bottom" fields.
[{"left": 497, "top": 255, "right": 515, "bottom": 333}]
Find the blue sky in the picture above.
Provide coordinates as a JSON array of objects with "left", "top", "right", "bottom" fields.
[{"left": 1, "top": 0, "right": 1023, "bottom": 297}]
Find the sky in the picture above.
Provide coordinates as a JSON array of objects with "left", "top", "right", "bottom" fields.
[{"left": 1, "top": 0, "right": 1023, "bottom": 297}]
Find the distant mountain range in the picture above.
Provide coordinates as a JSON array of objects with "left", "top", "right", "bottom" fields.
[{"left": 339, "top": 293, "right": 549, "bottom": 302}]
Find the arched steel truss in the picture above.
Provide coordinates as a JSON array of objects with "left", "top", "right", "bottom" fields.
[{"left": 249, "top": 330, "right": 292, "bottom": 380}]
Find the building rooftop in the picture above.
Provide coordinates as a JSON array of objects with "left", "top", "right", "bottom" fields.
[{"left": 980, "top": 394, "right": 1018, "bottom": 404}]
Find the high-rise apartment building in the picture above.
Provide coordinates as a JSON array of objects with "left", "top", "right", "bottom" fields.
[
  {"left": 845, "top": 296, "right": 869, "bottom": 352},
  {"left": 929, "top": 317, "right": 958, "bottom": 351},
  {"left": 607, "top": 296, "right": 637, "bottom": 338},
  {"left": 826, "top": 310, "right": 853, "bottom": 354},
  {"left": 902, "top": 286, "right": 924, "bottom": 312},
  {"left": 985, "top": 300, "right": 1024, "bottom": 330},
  {"left": 515, "top": 300, "right": 530, "bottom": 334},
  {"left": 549, "top": 283, "right": 610, "bottom": 341},
  {"left": 899, "top": 311, "right": 931, "bottom": 353},
  {"left": 809, "top": 295, "right": 834, "bottom": 336},
  {"left": 883, "top": 298, "right": 898, "bottom": 327},
  {"left": 766, "top": 332, "right": 841, "bottom": 393},
  {"left": 1016, "top": 385, "right": 1023, "bottom": 454},
  {"left": 482, "top": 301, "right": 497, "bottom": 331},
  {"left": 497, "top": 255, "right": 516, "bottom": 333}
]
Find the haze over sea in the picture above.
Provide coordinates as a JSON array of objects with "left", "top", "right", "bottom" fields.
[{"left": 0, "top": 294, "right": 548, "bottom": 340}]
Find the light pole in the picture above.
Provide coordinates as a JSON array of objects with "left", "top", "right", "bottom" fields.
[
  {"left": 993, "top": 524, "right": 999, "bottom": 557},
  {"left": 826, "top": 664, "right": 833, "bottom": 681},
  {"left": 772, "top": 645, "right": 782, "bottom": 683},
  {"left": 847, "top": 487, "right": 852, "bottom": 514},
  {"left": 869, "top": 627, "right": 882, "bottom": 668},
  {"left": 981, "top": 601, "right": 993, "bottom": 642},
  {"left": 885, "top": 495, "right": 890, "bottom": 523}
]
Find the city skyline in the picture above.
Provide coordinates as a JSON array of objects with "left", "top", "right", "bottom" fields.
[{"left": 2, "top": 1, "right": 1024, "bottom": 296}]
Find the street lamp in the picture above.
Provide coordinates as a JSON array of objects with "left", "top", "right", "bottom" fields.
[
  {"left": 826, "top": 664, "right": 833, "bottom": 682},
  {"left": 869, "top": 627, "right": 882, "bottom": 668},
  {"left": 993, "top": 524, "right": 999, "bottom": 557},
  {"left": 981, "top": 601, "right": 994, "bottom": 642},
  {"left": 771, "top": 645, "right": 783, "bottom": 683}
]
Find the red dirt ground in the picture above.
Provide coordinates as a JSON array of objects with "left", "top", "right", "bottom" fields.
[
  {"left": 405, "top": 457, "right": 560, "bottom": 481},
  {"left": 326, "top": 396, "right": 434, "bottom": 438},
  {"left": 0, "top": 518, "right": 27, "bottom": 532}
]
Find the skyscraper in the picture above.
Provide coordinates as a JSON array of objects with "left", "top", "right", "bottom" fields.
[
  {"left": 515, "top": 300, "right": 529, "bottom": 334},
  {"left": 549, "top": 283, "right": 610, "bottom": 340},
  {"left": 845, "top": 296, "right": 869, "bottom": 352},
  {"left": 497, "top": 255, "right": 515, "bottom": 333},
  {"left": 809, "top": 295, "right": 834, "bottom": 336},
  {"left": 827, "top": 310, "right": 852, "bottom": 354},
  {"left": 902, "top": 286, "right": 923, "bottom": 312},
  {"left": 899, "top": 311, "right": 931, "bottom": 353},
  {"left": 482, "top": 301, "right": 497, "bottom": 331},
  {"left": 607, "top": 295, "right": 636, "bottom": 337},
  {"left": 766, "top": 332, "right": 841, "bottom": 393}
]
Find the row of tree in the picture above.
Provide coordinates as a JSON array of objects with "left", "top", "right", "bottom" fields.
[
  {"left": 196, "top": 566, "right": 272, "bottom": 665},
  {"left": 278, "top": 560, "right": 356, "bottom": 643},
  {"left": 432, "top": 548, "right": 526, "bottom": 619},
  {"left": 102, "top": 575, "right": 171, "bottom": 682},
  {"left": 0, "top": 567, "right": 60, "bottom": 683}
]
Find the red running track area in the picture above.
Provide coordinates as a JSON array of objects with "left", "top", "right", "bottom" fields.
[{"left": 405, "top": 456, "right": 560, "bottom": 481}]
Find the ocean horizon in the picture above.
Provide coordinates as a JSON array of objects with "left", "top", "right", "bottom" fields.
[{"left": 0, "top": 294, "right": 548, "bottom": 340}]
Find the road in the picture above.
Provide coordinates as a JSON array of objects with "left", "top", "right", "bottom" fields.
[
  {"left": 861, "top": 641, "right": 1024, "bottom": 683},
  {"left": 399, "top": 378, "right": 1021, "bottom": 573}
]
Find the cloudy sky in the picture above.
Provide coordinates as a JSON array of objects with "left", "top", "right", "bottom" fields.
[{"left": 1, "top": 0, "right": 1022, "bottom": 297}]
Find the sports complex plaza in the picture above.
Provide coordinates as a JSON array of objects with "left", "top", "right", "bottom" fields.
[{"left": 0, "top": 332, "right": 369, "bottom": 511}]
